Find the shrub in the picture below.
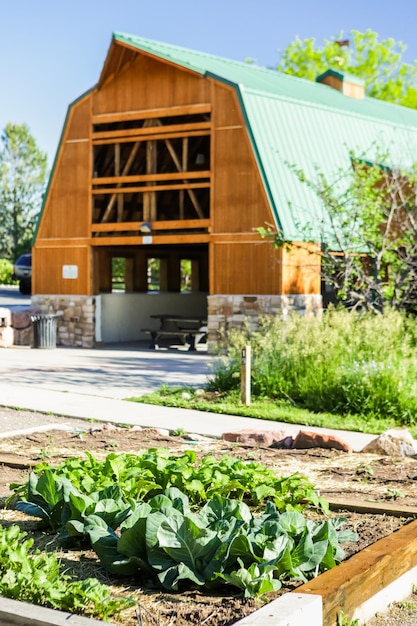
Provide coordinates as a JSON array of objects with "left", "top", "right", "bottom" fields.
[
  {"left": 0, "top": 259, "right": 16, "bottom": 285},
  {"left": 209, "top": 308, "right": 417, "bottom": 425}
]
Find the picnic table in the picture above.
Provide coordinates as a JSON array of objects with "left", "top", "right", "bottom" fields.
[{"left": 142, "top": 314, "right": 208, "bottom": 351}]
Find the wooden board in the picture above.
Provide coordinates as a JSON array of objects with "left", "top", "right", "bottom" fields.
[{"left": 296, "top": 516, "right": 417, "bottom": 624}]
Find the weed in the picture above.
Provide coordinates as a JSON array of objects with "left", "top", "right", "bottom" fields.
[
  {"left": 386, "top": 488, "right": 405, "bottom": 500},
  {"left": 355, "top": 463, "right": 374, "bottom": 477},
  {"left": 171, "top": 427, "right": 187, "bottom": 436},
  {"left": 337, "top": 611, "right": 359, "bottom": 626}
]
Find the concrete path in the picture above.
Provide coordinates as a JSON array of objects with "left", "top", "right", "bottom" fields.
[{"left": 0, "top": 343, "right": 375, "bottom": 451}]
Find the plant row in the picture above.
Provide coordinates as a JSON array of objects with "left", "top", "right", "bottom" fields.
[
  {"left": 11, "top": 446, "right": 330, "bottom": 513},
  {"left": 6, "top": 447, "right": 357, "bottom": 600},
  {"left": 0, "top": 524, "right": 133, "bottom": 620}
]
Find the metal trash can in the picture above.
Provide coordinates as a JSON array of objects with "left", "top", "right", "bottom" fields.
[{"left": 31, "top": 314, "right": 59, "bottom": 349}]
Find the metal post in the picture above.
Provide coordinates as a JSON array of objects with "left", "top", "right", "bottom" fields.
[{"left": 241, "top": 345, "right": 251, "bottom": 405}]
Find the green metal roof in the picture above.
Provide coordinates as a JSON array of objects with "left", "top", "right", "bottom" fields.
[{"left": 113, "top": 34, "right": 417, "bottom": 240}]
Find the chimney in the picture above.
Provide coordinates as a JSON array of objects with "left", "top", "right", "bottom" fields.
[{"left": 316, "top": 69, "right": 365, "bottom": 100}]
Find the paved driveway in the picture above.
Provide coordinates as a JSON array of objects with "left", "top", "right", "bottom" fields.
[{"left": 0, "top": 343, "right": 215, "bottom": 400}]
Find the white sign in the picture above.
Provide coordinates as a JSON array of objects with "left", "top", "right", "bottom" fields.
[
  {"left": 62, "top": 265, "right": 78, "bottom": 279},
  {"left": 142, "top": 235, "right": 153, "bottom": 244}
]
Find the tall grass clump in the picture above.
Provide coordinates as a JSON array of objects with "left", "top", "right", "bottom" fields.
[{"left": 208, "top": 308, "right": 417, "bottom": 425}]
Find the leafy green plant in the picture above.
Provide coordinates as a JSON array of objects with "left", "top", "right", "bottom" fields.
[
  {"left": 14, "top": 469, "right": 76, "bottom": 531},
  {"left": 12, "top": 448, "right": 329, "bottom": 538},
  {"left": 336, "top": 612, "right": 359, "bottom": 626},
  {"left": 0, "top": 258, "right": 16, "bottom": 285},
  {"left": 85, "top": 488, "right": 357, "bottom": 598},
  {"left": 0, "top": 523, "right": 133, "bottom": 619}
]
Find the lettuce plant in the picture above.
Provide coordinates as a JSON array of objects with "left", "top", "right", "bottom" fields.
[{"left": 85, "top": 488, "right": 357, "bottom": 598}]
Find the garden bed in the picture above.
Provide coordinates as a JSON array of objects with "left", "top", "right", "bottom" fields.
[{"left": 0, "top": 414, "right": 417, "bottom": 625}]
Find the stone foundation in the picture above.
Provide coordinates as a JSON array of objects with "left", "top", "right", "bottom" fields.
[
  {"left": 207, "top": 294, "right": 322, "bottom": 351},
  {"left": 14, "top": 293, "right": 322, "bottom": 350},
  {"left": 31, "top": 295, "right": 96, "bottom": 348}
]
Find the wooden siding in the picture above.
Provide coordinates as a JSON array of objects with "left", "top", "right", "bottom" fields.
[
  {"left": 36, "top": 96, "right": 91, "bottom": 240},
  {"left": 34, "top": 40, "right": 320, "bottom": 299},
  {"left": 93, "top": 54, "right": 210, "bottom": 115},
  {"left": 211, "top": 83, "right": 273, "bottom": 234},
  {"left": 32, "top": 246, "right": 90, "bottom": 295},
  {"left": 210, "top": 240, "right": 283, "bottom": 294},
  {"left": 282, "top": 244, "right": 321, "bottom": 294}
]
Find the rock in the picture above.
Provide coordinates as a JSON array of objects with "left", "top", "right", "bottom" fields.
[
  {"left": 182, "top": 433, "right": 214, "bottom": 442},
  {"left": 292, "top": 430, "right": 352, "bottom": 453},
  {"left": 222, "top": 429, "right": 293, "bottom": 447},
  {"left": 11, "top": 307, "right": 39, "bottom": 330},
  {"left": 361, "top": 431, "right": 417, "bottom": 456},
  {"left": 11, "top": 307, "right": 40, "bottom": 346}
]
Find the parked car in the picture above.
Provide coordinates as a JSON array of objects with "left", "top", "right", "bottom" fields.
[{"left": 13, "top": 253, "right": 32, "bottom": 295}]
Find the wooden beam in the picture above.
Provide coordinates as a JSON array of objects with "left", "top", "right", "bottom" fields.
[
  {"left": 152, "top": 219, "right": 210, "bottom": 230},
  {"left": 101, "top": 141, "right": 141, "bottom": 222},
  {"left": 92, "top": 103, "right": 211, "bottom": 125},
  {"left": 92, "top": 121, "right": 210, "bottom": 141},
  {"left": 93, "top": 129, "right": 210, "bottom": 146},
  {"left": 144, "top": 138, "right": 157, "bottom": 221},
  {"left": 211, "top": 233, "right": 269, "bottom": 243},
  {"left": 164, "top": 137, "right": 204, "bottom": 219},
  {"left": 91, "top": 219, "right": 210, "bottom": 232},
  {"left": 92, "top": 182, "right": 210, "bottom": 195},
  {"left": 100, "top": 118, "right": 161, "bottom": 223},
  {"left": 92, "top": 222, "right": 142, "bottom": 232},
  {"left": 92, "top": 170, "right": 210, "bottom": 185},
  {"left": 90, "top": 234, "right": 210, "bottom": 246},
  {"left": 180, "top": 137, "right": 188, "bottom": 219}
]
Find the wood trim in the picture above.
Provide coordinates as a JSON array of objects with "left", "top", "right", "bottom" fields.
[
  {"left": 34, "top": 239, "right": 91, "bottom": 248},
  {"left": 152, "top": 219, "right": 210, "bottom": 230},
  {"left": 92, "top": 122, "right": 210, "bottom": 141},
  {"left": 116, "top": 40, "right": 208, "bottom": 79},
  {"left": 328, "top": 498, "right": 417, "bottom": 517},
  {"left": 92, "top": 171, "right": 210, "bottom": 185},
  {"left": 92, "top": 103, "right": 211, "bottom": 125},
  {"left": 297, "top": 518, "right": 417, "bottom": 625},
  {"left": 92, "top": 222, "right": 142, "bottom": 232},
  {"left": 214, "top": 125, "right": 243, "bottom": 131},
  {"left": 211, "top": 233, "right": 266, "bottom": 243},
  {"left": 90, "top": 233, "right": 210, "bottom": 246},
  {"left": 91, "top": 219, "right": 210, "bottom": 232},
  {"left": 65, "top": 138, "right": 89, "bottom": 144},
  {"left": 93, "top": 130, "right": 210, "bottom": 146},
  {"left": 92, "top": 183, "right": 210, "bottom": 195}
]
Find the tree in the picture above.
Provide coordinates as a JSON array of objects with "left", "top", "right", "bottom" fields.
[
  {"left": 259, "top": 151, "right": 417, "bottom": 313},
  {"left": 276, "top": 29, "right": 417, "bottom": 108},
  {"left": 0, "top": 123, "right": 48, "bottom": 261}
]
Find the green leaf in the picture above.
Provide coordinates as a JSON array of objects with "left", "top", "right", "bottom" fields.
[{"left": 277, "top": 511, "right": 307, "bottom": 536}]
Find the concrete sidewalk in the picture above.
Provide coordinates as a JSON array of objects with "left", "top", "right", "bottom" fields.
[{"left": 0, "top": 344, "right": 376, "bottom": 451}]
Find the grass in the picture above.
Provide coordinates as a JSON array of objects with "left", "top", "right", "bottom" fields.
[
  {"left": 129, "top": 309, "right": 417, "bottom": 439},
  {"left": 127, "top": 386, "right": 417, "bottom": 438}
]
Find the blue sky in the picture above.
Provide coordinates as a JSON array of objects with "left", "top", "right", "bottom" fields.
[{"left": 2, "top": 0, "right": 417, "bottom": 164}]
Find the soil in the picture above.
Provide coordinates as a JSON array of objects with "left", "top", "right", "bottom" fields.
[{"left": 1, "top": 407, "right": 417, "bottom": 625}]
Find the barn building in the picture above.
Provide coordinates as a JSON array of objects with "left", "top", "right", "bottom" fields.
[{"left": 31, "top": 33, "right": 417, "bottom": 348}]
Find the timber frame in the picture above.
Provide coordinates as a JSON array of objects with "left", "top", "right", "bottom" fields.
[{"left": 34, "top": 31, "right": 417, "bottom": 346}]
